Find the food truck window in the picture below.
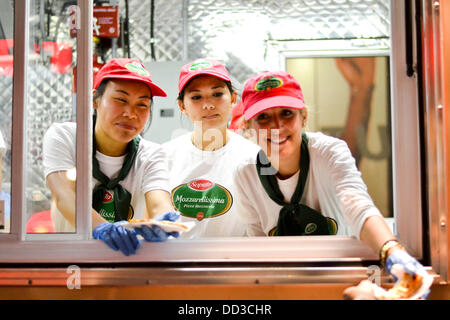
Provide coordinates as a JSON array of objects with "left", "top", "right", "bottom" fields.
[
  {"left": 0, "top": 0, "right": 430, "bottom": 270},
  {"left": 24, "top": 0, "right": 79, "bottom": 235}
]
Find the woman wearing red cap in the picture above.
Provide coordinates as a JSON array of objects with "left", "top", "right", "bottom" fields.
[
  {"left": 234, "top": 71, "right": 429, "bottom": 298},
  {"left": 163, "top": 58, "right": 260, "bottom": 237},
  {"left": 43, "top": 58, "right": 180, "bottom": 256}
]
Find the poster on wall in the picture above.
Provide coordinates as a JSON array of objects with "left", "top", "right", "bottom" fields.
[{"left": 287, "top": 56, "right": 392, "bottom": 218}]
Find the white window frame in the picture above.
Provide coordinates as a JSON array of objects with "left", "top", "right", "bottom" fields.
[{"left": 0, "top": 0, "right": 447, "bottom": 284}]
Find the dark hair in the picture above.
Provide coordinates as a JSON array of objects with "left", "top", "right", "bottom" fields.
[
  {"left": 93, "top": 79, "right": 110, "bottom": 101},
  {"left": 93, "top": 79, "right": 154, "bottom": 133},
  {"left": 177, "top": 77, "right": 234, "bottom": 101}
]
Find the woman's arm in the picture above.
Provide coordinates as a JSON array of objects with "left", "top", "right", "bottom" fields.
[
  {"left": 326, "top": 139, "right": 425, "bottom": 279},
  {"left": 144, "top": 189, "right": 174, "bottom": 219},
  {"left": 43, "top": 123, "right": 108, "bottom": 228},
  {"left": 321, "top": 136, "right": 395, "bottom": 253},
  {"left": 359, "top": 215, "right": 396, "bottom": 255},
  {"left": 133, "top": 190, "right": 179, "bottom": 242},
  {"left": 46, "top": 171, "right": 107, "bottom": 228},
  {"left": 323, "top": 136, "right": 385, "bottom": 239}
]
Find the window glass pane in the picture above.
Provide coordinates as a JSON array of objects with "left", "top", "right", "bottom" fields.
[
  {"left": 136, "top": 0, "right": 394, "bottom": 236},
  {"left": 287, "top": 56, "right": 392, "bottom": 218},
  {"left": 24, "top": 0, "right": 392, "bottom": 238},
  {"left": 0, "top": 1, "right": 14, "bottom": 234},
  {"left": 26, "top": 1, "right": 77, "bottom": 233}
]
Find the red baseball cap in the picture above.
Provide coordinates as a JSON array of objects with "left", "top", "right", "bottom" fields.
[
  {"left": 178, "top": 58, "right": 231, "bottom": 94},
  {"left": 242, "top": 71, "right": 305, "bottom": 120},
  {"left": 93, "top": 58, "right": 167, "bottom": 97}
]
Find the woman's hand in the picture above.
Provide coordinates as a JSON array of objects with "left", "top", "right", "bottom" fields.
[
  {"left": 134, "top": 211, "right": 181, "bottom": 241},
  {"left": 93, "top": 221, "right": 140, "bottom": 256},
  {"left": 386, "top": 249, "right": 426, "bottom": 280},
  {"left": 385, "top": 249, "right": 430, "bottom": 299}
]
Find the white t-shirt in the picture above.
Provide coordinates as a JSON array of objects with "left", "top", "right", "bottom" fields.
[
  {"left": 43, "top": 122, "right": 171, "bottom": 232},
  {"left": 163, "top": 130, "right": 260, "bottom": 238},
  {"left": 234, "top": 131, "right": 382, "bottom": 239}
]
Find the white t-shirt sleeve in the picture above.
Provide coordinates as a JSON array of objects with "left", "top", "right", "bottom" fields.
[
  {"left": 43, "top": 123, "right": 76, "bottom": 177},
  {"left": 140, "top": 142, "right": 171, "bottom": 194},
  {"left": 233, "top": 163, "right": 266, "bottom": 236},
  {"left": 319, "top": 136, "right": 382, "bottom": 239}
]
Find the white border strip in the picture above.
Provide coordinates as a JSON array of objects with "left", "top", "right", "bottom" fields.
[
  {"left": 10, "top": 0, "right": 29, "bottom": 241},
  {"left": 75, "top": 0, "right": 93, "bottom": 239}
]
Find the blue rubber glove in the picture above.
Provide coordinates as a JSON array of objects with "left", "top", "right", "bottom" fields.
[
  {"left": 134, "top": 211, "right": 181, "bottom": 242},
  {"left": 93, "top": 221, "right": 140, "bottom": 256},
  {"left": 386, "top": 250, "right": 425, "bottom": 280},
  {"left": 386, "top": 250, "right": 430, "bottom": 299}
]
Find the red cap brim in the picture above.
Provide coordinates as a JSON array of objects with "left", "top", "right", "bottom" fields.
[
  {"left": 94, "top": 74, "right": 167, "bottom": 97},
  {"left": 178, "top": 70, "right": 231, "bottom": 94},
  {"left": 243, "top": 96, "right": 305, "bottom": 120}
]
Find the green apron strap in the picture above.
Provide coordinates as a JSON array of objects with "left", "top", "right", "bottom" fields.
[
  {"left": 91, "top": 115, "right": 140, "bottom": 222},
  {"left": 256, "top": 133, "right": 337, "bottom": 236}
]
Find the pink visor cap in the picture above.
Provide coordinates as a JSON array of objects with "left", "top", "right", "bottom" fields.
[
  {"left": 93, "top": 58, "right": 167, "bottom": 97},
  {"left": 242, "top": 71, "right": 305, "bottom": 121},
  {"left": 178, "top": 58, "right": 231, "bottom": 94}
]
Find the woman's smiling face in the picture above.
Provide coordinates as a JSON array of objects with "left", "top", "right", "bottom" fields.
[
  {"left": 179, "top": 75, "right": 236, "bottom": 131},
  {"left": 94, "top": 79, "right": 152, "bottom": 147},
  {"left": 249, "top": 107, "right": 306, "bottom": 161}
]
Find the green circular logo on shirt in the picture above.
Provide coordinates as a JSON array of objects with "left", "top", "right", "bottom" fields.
[
  {"left": 189, "top": 61, "right": 213, "bottom": 71},
  {"left": 171, "top": 179, "right": 232, "bottom": 221},
  {"left": 125, "top": 62, "right": 150, "bottom": 76},
  {"left": 254, "top": 77, "right": 283, "bottom": 91},
  {"left": 304, "top": 223, "right": 317, "bottom": 234}
]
